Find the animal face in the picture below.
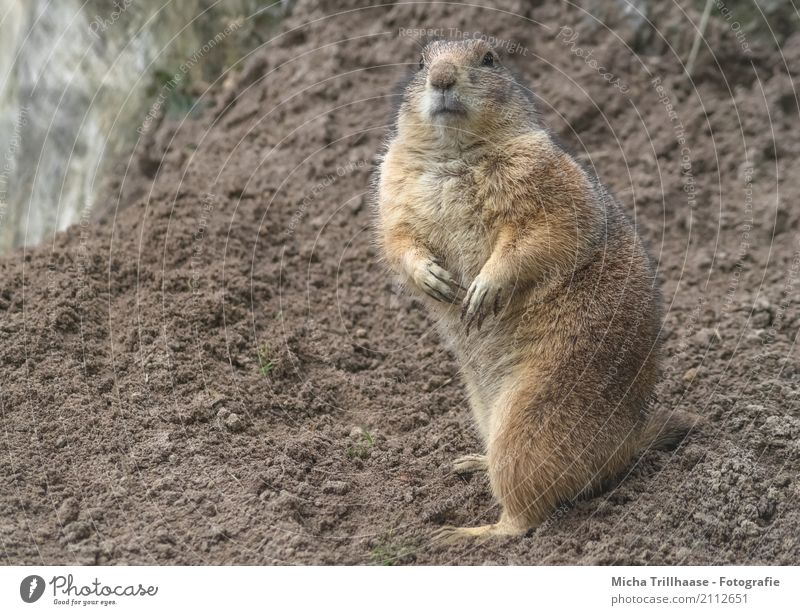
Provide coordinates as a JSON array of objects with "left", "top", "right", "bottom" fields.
[{"left": 402, "top": 39, "right": 516, "bottom": 133}]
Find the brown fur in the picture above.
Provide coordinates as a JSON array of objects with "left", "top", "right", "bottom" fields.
[{"left": 373, "top": 39, "right": 697, "bottom": 540}]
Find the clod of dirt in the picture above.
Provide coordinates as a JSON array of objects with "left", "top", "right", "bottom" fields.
[
  {"left": 221, "top": 411, "right": 244, "bottom": 433},
  {"left": 322, "top": 480, "right": 349, "bottom": 495},
  {"left": 61, "top": 521, "right": 91, "bottom": 544},
  {"left": 57, "top": 497, "right": 80, "bottom": 525}
]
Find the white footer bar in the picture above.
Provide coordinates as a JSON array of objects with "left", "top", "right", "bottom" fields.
[{"left": 1, "top": 565, "right": 796, "bottom": 614}]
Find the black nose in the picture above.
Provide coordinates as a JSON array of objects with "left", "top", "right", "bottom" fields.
[{"left": 429, "top": 61, "right": 456, "bottom": 90}]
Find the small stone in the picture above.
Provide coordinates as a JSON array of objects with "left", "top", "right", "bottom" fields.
[
  {"left": 682, "top": 367, "right": 698, "bottom": 382},
  {"left": 58, "top": 497, "right": 80, "bottom": 524},
  {"left": 736, "top": 520, "right": 761, "bottom": 537},
  {"left": 322, "top": 480, "right": 350, "bottom": 495},
  {"left": 754, "top": 296, "right": 772, "bottom": 313},
  {"left": 85, "top": 508, "right": 105, "bottom": 523},
  {"left": 751, "top": 297, "right": 773, "bottom": 328},
  {"left": 693, "top": 511, "right": 715, "bottom": 525},
  {"left": 208, "top": 525, "right": 228, "bottom": 540},
  {"left": 348, "top": 195, "right": 366, "bottom": 216},
  {"left": 62, "top": 521, "right": 91, "bottom": 543},
  {"left": 354, "top": 328, "right": 367, "bottom": 338},
  {"left": 693, "top": 327, "right": 721, "bottom": 348},
  {"left": 757, "top": 496, "right": 776, "bottom": 520},
  {"left": 248, "top": 476, "right": 268, "bottom": 496},
  {"left": 774, "top": 206, "right": 791, "bottom": 235},
  {"left": 210, "top": 394, "right": 227, "bottom": 409},
  {"left": 413, "top": 412, "right": 430, "bottom": 426},
  {"left": 761, "top": 414, "right": 797, "bottom": 439},
  {"left": 224, "top": 412, "right": 244, "bottom": 432},
  {"left": 775, "top": 474, "right": 791, "bottom": 488}
]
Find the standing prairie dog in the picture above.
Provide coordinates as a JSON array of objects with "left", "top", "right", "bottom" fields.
[{"left": 374, "top": 38, "right": 696, "bottom": 541}]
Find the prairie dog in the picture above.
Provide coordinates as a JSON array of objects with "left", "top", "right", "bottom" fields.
[{"left": 374, "top": 38, "right": 695, "bottom": 540}]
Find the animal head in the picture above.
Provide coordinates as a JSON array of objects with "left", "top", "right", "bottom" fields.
[{"left": 397, "top": 38, "right": 536, "bottom": 143}]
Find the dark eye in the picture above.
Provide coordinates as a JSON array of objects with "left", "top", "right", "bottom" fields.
[
  {"left": 482, "top": 52, "right": 495, "bottom": 67},
  {"left": 418, "top": 55, "right": 425, "bottom": 70}
]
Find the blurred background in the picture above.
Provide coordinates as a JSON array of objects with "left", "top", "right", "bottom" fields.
[
  {"left": 0, "top": 0, "right": 797, "bottom": 252},
  {"left": 0, "top": 0, "right": 286, "bottom": 251}
]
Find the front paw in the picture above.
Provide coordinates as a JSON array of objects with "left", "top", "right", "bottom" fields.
[
  {"left": 461, "top": 274, "right": 503, "bottom": 331},
  {"left": 412, "top": 258, "right": 464, "bottom": 304}
]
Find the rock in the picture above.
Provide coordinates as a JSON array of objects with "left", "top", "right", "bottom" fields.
[
  {"left": 761, "top": 414, "right": 799, "bottom": 440},
  {"left": 223, "top": 412, "right": 244, "bottom": 432},
  {"left": 693, "top": 511, "right": 716, "bottom": 525},
  {"left": 348, "top": 196, "right": 366, "bottom": 215},
  {"left": 58, "top": 497, "right": 80, "bottom": 524},
  {"left": 210, "top": 394, "right": 228, "bottom": 409},
  {"left": 751, "top": 297, "right": 773, "bottom": 328},
  {"left": 247, "top": 476, "right": 268, "bottom": 496},
  {"left": 207, "top": 525, "right": 228, "bottom": 541},
  {"left": 735, "top": 520, "right": 761, "bottom": 538},
  {"left": 774, "top": 206, "right": 791, "bottom": 235},
  {"left": 62, "top": 521, "right": 91, "bottom": 543},
  {"left": 757, "top": 494, "right": 777, "bottom": 521},
  {"left": 693, "top": 327, "right": 721, "bottom": 348},
  {"left": 322, "top": 480, "right": 349, "bottom": 495}
]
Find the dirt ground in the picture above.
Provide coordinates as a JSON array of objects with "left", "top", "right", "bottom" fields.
[{"left": 1, "top": 0, "right": 799, "bottom": 565}]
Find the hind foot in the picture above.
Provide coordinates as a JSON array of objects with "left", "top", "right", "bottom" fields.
[
  {"left": 430, "top": 521, "right": 526, "bottom": 544},
  {"left": 452, "top": 454, "right": 487, "bottom": 474}
]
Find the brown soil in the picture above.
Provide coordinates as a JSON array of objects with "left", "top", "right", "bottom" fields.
[{"left": 2, "top": 0, "right": 799, "bottom": 565}]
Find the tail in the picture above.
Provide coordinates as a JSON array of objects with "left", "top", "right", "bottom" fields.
[{"left": 638, "top": 409, "right": 701, "bottom": 451}]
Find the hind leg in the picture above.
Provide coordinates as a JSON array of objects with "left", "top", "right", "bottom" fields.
[
  {"left": 432, "top": 385, "right": 579, "bottom": 542},
  {"left": 432, "top": 444, "right": 560, "bottom": 543},
  {"left": 448, "top": 369, "right": 490, "bottom": 475},
  {"left": 461, "top": 367, "right": 491, "bottom": 441},
  {"left": 433, "top": 449, "right": 556, "bottom": 542},
  {"left": 431, "top": 510, "right": 528, "bottom": 543}
]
